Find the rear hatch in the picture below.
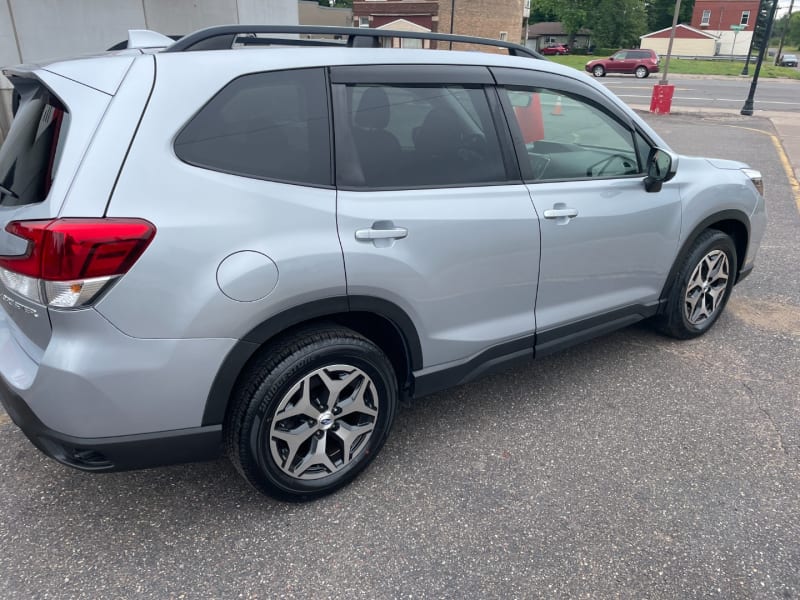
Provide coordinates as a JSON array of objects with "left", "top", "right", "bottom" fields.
[{"left": 0, "top": 56, "right": 145, "bottom": 360}]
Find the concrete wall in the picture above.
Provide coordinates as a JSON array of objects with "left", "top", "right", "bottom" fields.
[{"left": 0, "top": 0, "right": 298, "bottom": 140}]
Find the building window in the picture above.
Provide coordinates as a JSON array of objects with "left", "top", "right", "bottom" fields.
[
  {"left": 499, "top": 31, "right": 508, "bottom": 41},
  {"left": 700, "top": 9, "right": 711, "bottom": 26},
  {"left": 740, "top": 11, "right": 750, "bottom": 25},
  {"left": 358, "top": 16, "right": 369, "bottom": 28}
]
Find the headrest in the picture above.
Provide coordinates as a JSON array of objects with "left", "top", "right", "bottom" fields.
[{"left": 354, "top": 87, "right": 391, "bottom": 130}]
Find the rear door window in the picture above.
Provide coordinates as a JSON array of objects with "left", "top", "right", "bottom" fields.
[
  {"left": 334, "top": 84, "right": 508, "bottom": 188},
  {"left": 0, "top": 84, "right": 67, "bottom": 206}
]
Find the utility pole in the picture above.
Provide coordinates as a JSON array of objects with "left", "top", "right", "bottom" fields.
[
  {"left": 741, "top": 0, "right": 779, "bottom": 115},
  {"left": 659, "top": 0, "right": 683, "bottom": 85},
  {"left": 775, "top": 0, "right": 796, "bottom": 65},
  {"left": 449, "top": 0, "right": 455, "bottom": 49}
]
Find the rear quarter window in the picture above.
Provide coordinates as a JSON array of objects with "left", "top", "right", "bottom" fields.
[{"left": 174, "top": 68, "right": 332, "bottom": 187}]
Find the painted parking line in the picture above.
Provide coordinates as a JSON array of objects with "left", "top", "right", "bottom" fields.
[
  {"left": 721, "top": 124, "right": 800, "bottom": 214},
  {"left": 0, "top": 413, "right": 10, "bottom": 426}
]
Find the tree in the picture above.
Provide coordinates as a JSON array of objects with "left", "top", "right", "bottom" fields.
[
  {"left": 531, "top": 0, "right": 598, "bottom": 45},
  {"left": 593, "top": 0, "right": 648, "bottom": 48},
  {"left": 646, "top": 0, "right": 695, "bottom": 32}
]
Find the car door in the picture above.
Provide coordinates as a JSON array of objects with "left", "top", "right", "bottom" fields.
[
  {"left": 607, "top": 51, "right": 629, "bottom": 73},
  {"left": 492, "top": 68, "right": 682, "bottom": 354},
  {"left": 331, "top": 65, "right": 541, "bottom": 373}
]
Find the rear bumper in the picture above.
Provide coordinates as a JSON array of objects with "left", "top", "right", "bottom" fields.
[{"left": 0, "top": 376, "right": 222, "bottom": 472}]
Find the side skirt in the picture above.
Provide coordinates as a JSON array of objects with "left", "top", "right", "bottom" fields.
[{"left": 412, "top": 302, "right": 662, "bottom": 398}]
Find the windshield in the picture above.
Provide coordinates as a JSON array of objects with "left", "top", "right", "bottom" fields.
[{"left": 0, "top": 82, "right": 67, "bottom": 207}]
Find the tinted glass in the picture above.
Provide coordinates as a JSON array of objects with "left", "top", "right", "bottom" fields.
[
  {"left": 175, "top": 68, "right": 331, "bottom": 186},
  {"left": 0, "top": 85, "right": 66, "bottom": 206},
  {"left": 503, "top": 88, "right": 640, "bottom": 181},
  {"left": 336, "top": 84, "right": 507, "bottom": 188}
]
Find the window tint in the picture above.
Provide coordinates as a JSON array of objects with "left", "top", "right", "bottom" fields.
[
  {"left": 336, "top": 84, "right": 508, "bottom": 188},
  {"left": 174, "top": 68, "right": 331, "bottom": 187},
  {"left": 503, "top": 88, "right": 641, "bottom": 181},
  {"left": 0, "top": 85, "right": 66, "bottom": 207}
]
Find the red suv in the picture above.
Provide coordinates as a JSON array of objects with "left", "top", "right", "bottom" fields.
[
  {"left": 541, "top": 44, "right": 569, "bottom": 56},
  {"left": 585, "top": 49, "right": 660, "bottom": 79}
]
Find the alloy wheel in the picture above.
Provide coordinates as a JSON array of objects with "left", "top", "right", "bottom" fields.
[
  {"left": 684, "top": 249, "right": 730, "bottom": 326},
  {"left": 268, "top": 364, "right": 379, "bottom": 481}
]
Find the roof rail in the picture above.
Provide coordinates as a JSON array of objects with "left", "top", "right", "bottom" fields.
[{"left": 164, "top": 25, "right": 543, "bottom": 59}]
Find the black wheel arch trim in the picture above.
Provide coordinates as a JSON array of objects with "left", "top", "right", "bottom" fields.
[
  {"left": 659, "top": 210, "right": 751, "bottom": 303},
  {"left": 202, "top": 296, "right": 423, "bottom": 425}
]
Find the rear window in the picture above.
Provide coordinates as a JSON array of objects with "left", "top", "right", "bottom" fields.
[{"left": 0, "top": 82, "right": 67, "bottom": 206}]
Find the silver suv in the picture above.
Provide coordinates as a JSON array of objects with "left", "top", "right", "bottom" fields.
[{"left": 0, "top": 26, "right": 766, "bottom": 501}]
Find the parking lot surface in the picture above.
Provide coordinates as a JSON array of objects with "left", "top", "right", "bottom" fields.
[{"left": 1, "top": 113, "right": 798, "bottom": 599}]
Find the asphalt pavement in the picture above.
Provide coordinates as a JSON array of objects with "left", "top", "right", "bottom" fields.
[{"left": 1, "top": 109, "right": 799, "bottom": 598}]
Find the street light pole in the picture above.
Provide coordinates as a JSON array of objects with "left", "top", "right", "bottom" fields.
[
  {"left": 741, "top": 0, "right": 779, "bottom": 115},
  {"left": 743, "top": 0, "right": 769, "bottom": 76}
]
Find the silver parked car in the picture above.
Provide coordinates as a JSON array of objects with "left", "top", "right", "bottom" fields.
[{"left": 0, "top": 26, "right": 766, "bottom": 501}]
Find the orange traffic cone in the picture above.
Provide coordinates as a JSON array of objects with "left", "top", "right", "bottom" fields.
[{"left": 551, "top": 95, "right": 563, "bottom": 116}]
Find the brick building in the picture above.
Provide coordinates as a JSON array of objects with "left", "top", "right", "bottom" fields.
[
  {"left": 691, "top": 0, "right": 760, "bottom": 55},
  {"left": 439, "top": 0, "right": 526, "bottom": 50},
  {"left": 352, "top": 0, "right": 526, "bottom": 51},
  {"left": 352, "top": 1, "right": 439, "bottom": 48}
]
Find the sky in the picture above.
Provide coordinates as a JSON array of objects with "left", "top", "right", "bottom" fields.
[{"left": 777, "top": 0, "right": 798, "bottom": 18}]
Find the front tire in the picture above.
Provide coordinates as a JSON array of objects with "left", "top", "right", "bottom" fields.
[
  {"left": 656, "top": 230, "right": 737, "bottom": 340},
  {"left": 226, "top": 326, "right": 398, "bottom": 501},
  {"left": 592, "top": 65, "right": 606, "bottom": 77}
]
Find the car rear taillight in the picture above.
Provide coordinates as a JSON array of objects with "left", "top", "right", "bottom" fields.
[{"left": 0, "top": 218, "right": 155, "bottom": 308}]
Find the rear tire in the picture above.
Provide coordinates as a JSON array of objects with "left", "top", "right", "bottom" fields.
[
  {"left": 655, "top": 229, "right": 737, "bottom": 340},
  {"left": 635, "top": 66, "right": 649, "bottom": 79},
  {"left": 592, "top": 65, "right": 606, "bottom": 77},
  {"left": 225, "top": 325, "right": 398, "bottom": 501}
]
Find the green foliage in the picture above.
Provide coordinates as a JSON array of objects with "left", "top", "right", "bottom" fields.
[
  {"left": 592, "top": 0, "right": 648, "bottom": 48},
  {"left": 532, "top": 0, "right": 689, "bottom": 47},
  {"left": 774, "top": 11, "right": 800, "bottom": 47},
  {"left": 647, "top": 0, "right": 695, "bottom": 31},
  {"left": 531, "top": 0, "right": 594, "bottom": 35}
]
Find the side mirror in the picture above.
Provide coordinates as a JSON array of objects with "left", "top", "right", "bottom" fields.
[{"left": 644, "top": 147, "right": 678, "bottom": 193}]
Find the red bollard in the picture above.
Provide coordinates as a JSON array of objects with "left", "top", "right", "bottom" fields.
[{"left": 650, "top": 84, "right": 675, "bottom": 114}]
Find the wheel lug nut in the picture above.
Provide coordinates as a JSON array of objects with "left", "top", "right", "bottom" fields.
[{"left": 316, "top": 431, "right": 324, "bottom": 438}]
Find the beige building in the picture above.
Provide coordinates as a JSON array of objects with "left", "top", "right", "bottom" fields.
[{"left": 640, "top": 24, "right": 719, "bottom": 57}]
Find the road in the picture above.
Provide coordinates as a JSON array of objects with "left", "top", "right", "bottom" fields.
[
  {"left": 600, "top": 75, "right": 800, "bottom": 112},
  {"left": 1, "top": 115, "right": 799, "bottom": 598}
]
